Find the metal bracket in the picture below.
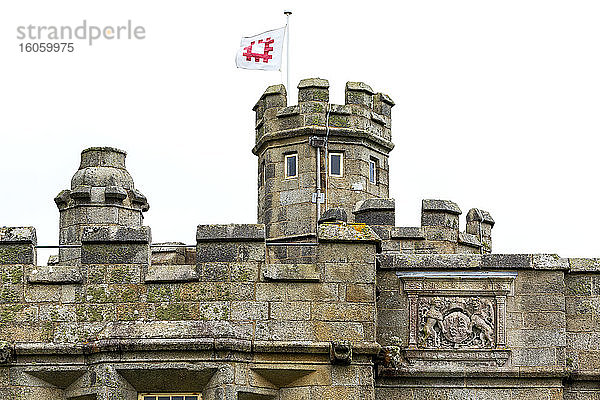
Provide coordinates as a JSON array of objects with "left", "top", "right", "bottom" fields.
[
  {"left": 309, "top": 136, "right": 326, "bottom": 148},
  {"left": 312, "top": 193, "right": 325, "bottom": 204}
]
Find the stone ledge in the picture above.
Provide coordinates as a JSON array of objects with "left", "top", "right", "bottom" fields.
[
  {"left": 354, "top": 198, "right": 395, "bottom": 213},
  {"left": 458, "top": 232, "right": 482, "bottom": 247},
  {"left": 28, "top": 265, "right": 82, "bottom": 284},
  {"left": 14, "top": 338, "right": 381, "bottom": 356},
  {"left": 422, "top": 199, "right": 462, "bottom": 215},
  {"left": 196, "top": 224, "right": 265, "bottom": 242},
  {"left": 318, "top": 222, "right": 380, "bottom": 243},
  {"left": 377, "top": 365, "right": 567, "bottom": 379},
  {"left": 252, "top": 125, "right": 395, "bottom": 156},
  {"left": 568, "top": 258, "right": 600, "bottom": 272},
  {"left": 81, "top": 226, "right": 151, "bottom": 243},
  {"left": 0, "top": 227, "right": 37, "bottom": 244},
  {"left": 298, "top": 77, "right": 329, "bottom": 88},
  {"left": 276, "top": 105, "right": 300, "bottom": 117},
  {"left": 377, "top": 253, "right": 570, "bottom": 271},
  {"left": 346, "top": 81, "right": 374, "bottom": 94},
  {"left": 390, "top": 227, "right": 425, "bottom": 240},
  {"left": 403, "top": 348, "right": 512, "bottom": 367},
  {"left": 145, "top": 264, "right": 199, "bottom": 282},
  {"left": 467, "top": 208, "right": 495, "bottom": 226},
  {"left": 263, "top": 263, "right": 320, "bottom": 282}
]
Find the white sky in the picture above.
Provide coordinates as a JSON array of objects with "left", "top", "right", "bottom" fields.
[{"left": 1, "top": 1, "right": 599, "bottom": 262}]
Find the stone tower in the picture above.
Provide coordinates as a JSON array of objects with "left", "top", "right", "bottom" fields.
[
  {"left": 253, "top": 78, "right": 395, "bottom": 240},
  {"left": 54, "top": 147, "right": 149, "bottom": 264}
]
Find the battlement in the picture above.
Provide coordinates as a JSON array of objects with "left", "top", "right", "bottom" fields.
[
  {"left": 253, "top": 79, "right": 396, "bottom": 240},
  {"left": 2, "top": 80, "right": 599, "bottom": 400},
  {"left": 252, "top": 78, "right": 394, "bottom": 155}
]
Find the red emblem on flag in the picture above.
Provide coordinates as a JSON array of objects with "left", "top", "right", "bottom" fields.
[{"left": 242, "top": 38, "right": 274, "bottom": 63}]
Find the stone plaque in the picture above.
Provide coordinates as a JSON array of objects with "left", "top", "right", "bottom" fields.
[
  {"left": 418, "top": 296, "right": 495, "bottom": 349},
  {"left": 397, "top": 271, "right": 516, "bottom": 366}
]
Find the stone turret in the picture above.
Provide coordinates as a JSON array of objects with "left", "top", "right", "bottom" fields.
[
  {"left": 253, "top": 78, "right": 395, "bottom": 240},
  {"left": 54, "top": 147, "right": 149, "bottom": 264}
]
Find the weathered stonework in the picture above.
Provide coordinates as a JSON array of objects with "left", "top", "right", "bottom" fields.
[{"left": 0, "top": 79, "right": 598, "bottom": 399}]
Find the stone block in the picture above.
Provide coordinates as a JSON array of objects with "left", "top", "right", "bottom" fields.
[
  {"left": 81, "top": 226, "right": 151, "bottom": 243},
  {"left": 287, "top": 282, "right": 339, "bottom": 302},
  {"left": 196, "top": 224, "right": 265, "bottom": 242},
  {"left": 318, "top": 225, "right": 380, "bottom": 247},
  {"left": 24, "top": 285, "right": 60, "bottom": 303},
  {"left": 201, "top": 262, "right": 230, "bottom": 281},
  {"left": 319, "top": 208, "right": 348, "bottom": 224},
  {"left": 145, "top": 265, "right": 199, "bottom": 282},
  {"left": 345, "top": 82, "right": 375, "bottom": 108},
  {"left": 346, "top": 283, "right": 375, "bottom": 303},
  {"left": 0, "top": 227, "right": 36, "bottom": 265},
  {"left": 507, "top": 328, "right": 566, "bottom": 347},
  {"left": 263, "top": 263, "right": 320, "bottom": 282},
  {"left": 353, "top": 198, "right": 395, "bottom": 226},
  {"left": 230, "top": 262, "right": 260, "bottom": 282},
  {"left": 312, "top": 303, "right": 374, "bottom": 322},
  {"left": 81, "top": 244, "right": 149, "bottom": 265},
  {"left": 511, "top": 347, "right": 557, "bottom": 366},
  {"left": 324, "top": 262, "right": 375, "bottom": 284},
  {"left": 255, "top": 282, "right": 287, "bottom": 301},
  {"left": 197, "top": 243, "right": 236, "bottom": 263},
  {"left": 566, "top": 275, "right": 592, "bottom": 296},
  {"left": 27, "top": 266, "right": 82, "bottom": 284},
  {"left": 255, "top": 320, "right": 315, "bottom": 341},
  {"left": 390, "top": 227, "right": 425, "bottom": 240},
  {"left": 231, "top": 301, "right": 268, "bottom": 320},
  {"left": 313, "top": 320, "right": 364, "bottom": 342},
  {"left": 373, "top": 92, "right": 394, "bottom": 117},
  {"left": 270, "top": 301, "right": 310, "bottom": 320},
  {"left": 261, "top": 84, "right": 287, "bottom": 109},
  {"left": 522, "top": 312, "right": 566, "bottom": 329},
  {"left": 298, "top": 77, "right": 329, "bottom": 103},
  {"left": 421, "top": 199, "right": 461, "bottom": 230},
  {"left": 515, "top": 270, "right": 565, "bottom": 294}
]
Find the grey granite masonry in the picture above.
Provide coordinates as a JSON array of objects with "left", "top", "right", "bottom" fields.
[{"left": 0, "top": 79, "right": 598, "bottom": 399}]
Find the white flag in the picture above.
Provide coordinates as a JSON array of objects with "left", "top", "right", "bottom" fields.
[{"left": 235, "top": 27, "right": 286, "bottom": 71}]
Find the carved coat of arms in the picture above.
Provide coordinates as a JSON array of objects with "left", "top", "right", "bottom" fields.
[{"left": 418, "top": 296, "right": 495, "bottom": 349}]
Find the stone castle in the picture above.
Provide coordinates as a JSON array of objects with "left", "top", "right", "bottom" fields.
[{"left": 0, "top": 78, "right": 598, "bottom": 399}]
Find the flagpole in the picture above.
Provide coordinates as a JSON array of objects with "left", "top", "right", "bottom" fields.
[{"left": 284, "top": 10, "right": 292, "bottom": 103}]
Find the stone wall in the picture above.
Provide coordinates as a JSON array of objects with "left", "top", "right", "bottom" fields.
[
  {"left": 375, "top": 253, "right": 600, "bottom": 398},
  {"left": 0, "top": 223, "right": 380, "bottom": 399},
  {"left": 564, "top": 258, "right": 600, "bottom": 399}
]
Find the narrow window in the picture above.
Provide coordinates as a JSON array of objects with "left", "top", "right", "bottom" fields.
[
  {"left": 329, "top": 152, "right": 343, "bottom": 177},
  {"left": 285, "top": 153, "right": 297, "bottom": 178},
  {"left": 260, "top": 160, "right": 266, "bottom": 186},
  {"left": 369, "top": 158, "right": 377, "bottom": 184},
  {"left": 139, "top": 394, "right": 200, "bottom": 400}
]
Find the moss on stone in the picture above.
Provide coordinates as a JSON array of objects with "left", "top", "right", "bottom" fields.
[
  {"left": 108, "top": 265, "right": 135, "bottom": 284},
  {"left": 567, "top": 279, "right": 592, "bottom": 296},
  {"left": 76, "top": 305, "right": 107, "bottom": 322},
  {"left": 155, "top": 303, "right": 191, "bottom": 321},
  {"left": 86, "top": 286, "right": 108, "bottom": 303},
  {"left": 147, "top": 285, "right": 174, "bottom": 302},
  {"left": 329, "top": 115, "right": 351, "bottom": 128},
  {"left": 115, "top": 285, "right": 139, "bottom": 302},
  {"left": 1, "top": 266, "right": 23, "bottom": 284},
  {"left": 0, "top": 304, "right": 24, "bottom": 322},
  {"left": 0, "top": 286, "right": 19, "bottom": 303},
  {"left": 87, "top": 266, "right": 107, "bottom": 284}
]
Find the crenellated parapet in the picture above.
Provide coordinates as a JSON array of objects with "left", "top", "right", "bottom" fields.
[
  {"left": 348, "top": 198, "right": 495, "bottom": 254},
  {"left": 252, "top": 79, "right": 394, "bottom": 156},
  {"left": 253, "top": 79, "right": 395, "bottom": 240}
]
